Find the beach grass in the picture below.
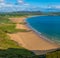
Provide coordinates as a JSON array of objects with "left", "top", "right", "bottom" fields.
[
  {"left": 0, "top": 24, "right": 28, "bottom": 33},
  {"left": 0, "top": 30, "right": 20, "bottom": 49},
  {"left": 0, "top": 17, "right": 12, "bottom": 24}
]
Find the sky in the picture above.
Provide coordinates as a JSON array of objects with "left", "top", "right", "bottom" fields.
[{"left": 0, "top": 0, "right": 60, "bottom": 12}]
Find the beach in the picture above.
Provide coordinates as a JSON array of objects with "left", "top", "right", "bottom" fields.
[{"left": 8, "top": 17, "right": 60, "bottom": 55}]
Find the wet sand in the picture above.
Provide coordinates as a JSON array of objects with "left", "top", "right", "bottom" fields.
[{"left": 8, "top": 17, "right": 60, "bottom": 55}]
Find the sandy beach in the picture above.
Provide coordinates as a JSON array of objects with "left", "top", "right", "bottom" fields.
[{"left": 9, "top": 17, "right": 60, "bottom": 55}]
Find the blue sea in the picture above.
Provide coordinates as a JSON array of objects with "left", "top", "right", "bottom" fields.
[{"left": 26, "top": 16, "right": 60, "bottom": 44}]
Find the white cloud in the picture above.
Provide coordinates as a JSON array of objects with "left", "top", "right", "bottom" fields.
[
  {"left": 17, "top": 0, "right": 25, "bottom": 4},
  {"left": 0, "top": 0, "right": 30, "bottom": 7},
  {"left": 0, "top": 3, "right": 13, "bottom": 8},
  {"left": 54, "top": 5, "right": 60, "bottom": 9},
  {"left": 17, "top": 0, "right": 30, "bottom": 6},
  {"left": 39, "top": 5, "right": 60, "bottom": 9},
  {"left": 0, "top": 0, "right": 18, "bottom": 7},
  {"left": 24, "top": 3, "right": 29, "bottom": 6},
  {"left": 18, "top": 0, "right": 23, "bottom": 4},
  {"left": 0, "top": 0, "right": 4, "bottom": 2}
]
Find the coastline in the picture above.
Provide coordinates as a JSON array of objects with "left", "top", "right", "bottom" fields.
[
  {"left": 9, "top": 16, "right": 60, "bottom": 55},
  {"left": 25, "top": 16, "right": 60, "bottom": 46}
]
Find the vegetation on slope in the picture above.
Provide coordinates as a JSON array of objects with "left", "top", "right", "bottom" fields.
[
  {"left": 0, "top": 24, "right": 29, "bottom": 33},
  {"left": 0, "top": 16, "right": 35, "bottom": 57},
  {"left": 46, "top": 49, "right": 60, "bottom": 58},
  {"left": 0, "top": 16, "right": 12, "bottom": 23}
]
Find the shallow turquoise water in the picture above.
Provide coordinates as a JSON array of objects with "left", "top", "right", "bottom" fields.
[{"left": 26, "top": 16, "right": 60, "bottom": 44}]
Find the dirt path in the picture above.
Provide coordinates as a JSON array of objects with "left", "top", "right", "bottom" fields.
[{"left": 8, "top": 17, "right": 60, "bottom": 55}]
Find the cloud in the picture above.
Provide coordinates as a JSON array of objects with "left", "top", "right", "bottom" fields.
[
  {"left": 17, "top": 0, "right": 30, "bottom": 6},
  {"left": 39, "top": 4, "right": 60, "bottom": 9},
  {"left": 24, "top": 3, "right": 29, "bottom": 6},
  {"left": 0, "top": 0, "right": 30, "bottom": 12},
  {"left": 49, "top": 5, "right": 60, "bottom": 9},
  {"left": 0, "top": 0, "right": 4, "bottom": 2},
  {"left": 18, "top": 0, "right": 24, "bottom": 4},
  {"left": 0, "top": 0, "right": 29, "bottom": 8},
  {"left": 0, "top": 3, "right": 13, "bottom": 8},
  {"left": 0, "top": 0, "right": 30, "bottom": 7},
  {"left": 54, "top": 5, "right": 60, "bottom": 9},
  {"left": 0, "top": 0, "right": 5, "bottom": 5}
]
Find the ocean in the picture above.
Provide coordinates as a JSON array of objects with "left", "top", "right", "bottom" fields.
[{"left": 26, "top": 16, "right": 60, "bottom": 44}]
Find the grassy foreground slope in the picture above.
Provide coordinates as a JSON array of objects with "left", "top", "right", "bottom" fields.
[
  {"left": 46, "top": 49, "right": 60, "bottom": 58},
  {"left": 0, "top": 16, "right": 35, "bottom": 58}
]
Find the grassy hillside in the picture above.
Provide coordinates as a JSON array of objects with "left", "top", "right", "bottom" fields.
[
  {"left": 35, "top": 49, "right": 60, "bottom": 58},
  {"left": 46, "top": 49, "right": 60, "bottom": 58},
  {"left": 0, "top": 17, "right": 12, "bottom": 23},
  {"left": 0, "top": 17, "right": 35, "bottom": 58},
  {"left": 0, "top": 24, "right": 29, "bottom": 33}
]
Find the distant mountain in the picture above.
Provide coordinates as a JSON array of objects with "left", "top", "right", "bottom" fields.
[
  {"left": 41, "top": 8, "right": 60, "bottom": 12},
  {"left": 0, "top": 6, "right": 41, "bottom": 12},
  {"left": 0, "top": 7, "right": 60, "bottom": 12}
]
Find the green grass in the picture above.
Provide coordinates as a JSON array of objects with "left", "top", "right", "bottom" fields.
[
  {"left": 46, "top": 50, "right": 60, "bottom": 58},
  {"left": 0, "top": 24, "right": 16, "bottom": 33},
  {"left": 0, "top": 30, "right": 20, "bottom": 49},
  {"left": 0, "top": 48, "right": 35, "bottom": 58},
  {"left": 0, "top": 24, "right": 29, "bottom": 34},
  {"left": 32, "top": 50, "right": 60, "bottom": 58},
  {"left": 0, "top": 17, "right": 12, "bottom": 24}
]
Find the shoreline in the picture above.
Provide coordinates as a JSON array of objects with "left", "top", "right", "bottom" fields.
[
  {"left": 9, "top": 16, "right": 60, "bottom": 55},
  {"left": 25, "top": 16, "right": 60, "bottom": 46}
]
